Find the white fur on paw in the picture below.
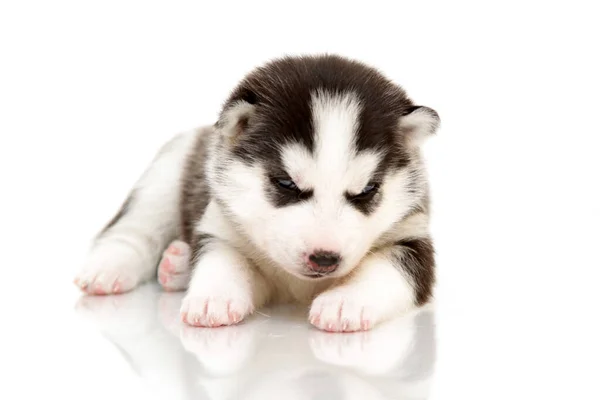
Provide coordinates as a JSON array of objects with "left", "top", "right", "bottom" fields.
[
  {"left": 181, "top": 294, "right": 253, "bottom": 328},
  {"left": 74, "top": 241, "right": 148, "bottom": 295},
  {"left": 158, "top": 240, "right": 191, "bottom": 292},
  {"left": 309, "top": 288, "right": 374, "bottom": 332}
]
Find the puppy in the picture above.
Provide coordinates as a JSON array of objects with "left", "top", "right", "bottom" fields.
[{"left": 74, "top": 54, "right": 440, "bottom": 332}]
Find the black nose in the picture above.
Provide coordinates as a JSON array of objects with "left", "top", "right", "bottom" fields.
[{"left": 308, "top": 251, "right": 341, "bottom": 274}]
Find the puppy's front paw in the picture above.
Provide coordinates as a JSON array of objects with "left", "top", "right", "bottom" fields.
[
  {"left": 309, "top": 289, "right": 374, "bottom": 332},
  {"left": 181, "top": 293, "right": 253, "bottom": 328}
]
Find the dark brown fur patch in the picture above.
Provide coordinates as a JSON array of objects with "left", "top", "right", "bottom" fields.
[
  {"left": 179, "top": 129, "right": 212, "bottom": 250},
  {"left": 392, "top": 237, "right": 435, "bottom": 305},
  {"left": 190, "top": 233, "right": 217, "bottom": 265}
]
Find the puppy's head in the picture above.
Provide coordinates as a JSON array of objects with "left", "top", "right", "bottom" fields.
[{"left": 207, "top": 54, "right": 439, "bottom": 280}]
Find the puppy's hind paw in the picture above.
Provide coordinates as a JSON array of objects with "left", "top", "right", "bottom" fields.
[
  {"left": 74, "top": 241, "right": 148, "bottom": 295},
  {"left": 158, "top": 240, "right": 191, "bottom": 292}
]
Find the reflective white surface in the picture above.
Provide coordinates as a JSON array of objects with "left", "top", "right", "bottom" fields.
[{"left": 74, "top": 283, "right": 436, "bottom": 400}]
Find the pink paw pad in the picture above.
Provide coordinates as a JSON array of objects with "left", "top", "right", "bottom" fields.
[
  {"left": 228, "top": 311, "right": 241, "bottom": 323},
  {"left": 74, "top": 279, "right": 88, "bottom": 291},
  {"left": 159, "top": 273, "right": 170, "bottom": 284},
  {"left": 112, "top": 281, "right": 121, "bottom": 293},
  {"left": 93, "top": 284, "right": 106, "bottom": 295},
  {"left": 167, "top": 245, "right": 181, "bottom": 255},
  {"left": 161, "top": 257, "right": 175, "bottom": 273},
  {"left": 157, "top": 240, "right": 191, "bottom": 292}
]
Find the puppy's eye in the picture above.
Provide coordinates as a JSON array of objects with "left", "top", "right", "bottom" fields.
[
  {"left": 348, "top": 182, "right": 379, "bottom": 201},
  {"left": 360, "top": 183, "right": 378, "bottom": 195},
  {"left": 274, "top": 178, "right": 298, "bottom": 191},
  {"left": 268, "top": 176, "right": 314, "bottom": 206}
]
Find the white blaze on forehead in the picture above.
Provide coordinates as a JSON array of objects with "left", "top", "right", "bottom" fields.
[
  {"left": 311, "top": 90, "right": 361, "bottom": 179},
  {"left": 280, "top": 90, "right": 383, "bottom": 193}
]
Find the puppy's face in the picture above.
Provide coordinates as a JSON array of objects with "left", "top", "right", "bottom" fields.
[{"left": 209, "top": 55, "right": 439, "bottom": 280}]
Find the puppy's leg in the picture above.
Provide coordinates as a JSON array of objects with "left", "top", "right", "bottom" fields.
[
  {"left": 74, "top": 129, "right": 204, "bottom": 295},
  {"left": 180, "top": 202, "right": 271, "bottom": 327},
  {"left": 180, "top": 238, "right": 270, "bottom": 327},
  {"left": 309, "top": 237, "right": 434, "bottom": 332}
]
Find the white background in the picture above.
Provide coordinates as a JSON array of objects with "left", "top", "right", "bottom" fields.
[{"left": 1, "top": 1, "right": 599, "bottom": 399}]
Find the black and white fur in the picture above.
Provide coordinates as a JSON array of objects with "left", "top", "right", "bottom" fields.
[{"left": 74, "top": 54, "right": 440, "bottom": 332}]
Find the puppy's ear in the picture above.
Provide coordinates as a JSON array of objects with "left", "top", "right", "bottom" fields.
[
  {"left": 399, "top": 106, "right": 440, "bottom": 148},
  {"left": 216, "top": 99, "right": 256, "bottom": 143},
  {"left": 216, "top": 87, "right": 258, "bottom": 143}
]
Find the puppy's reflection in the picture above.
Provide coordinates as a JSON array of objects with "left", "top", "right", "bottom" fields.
[
  {"left": 75, "top": 283, "right": 210, "bottom": 399},
  {"left": 75, "top": 283, "right": 436, "bottom": 400}
]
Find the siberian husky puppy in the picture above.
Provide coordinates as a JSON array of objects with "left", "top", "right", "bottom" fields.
[{"left": 74, "top": 54, "right": 441, "bottom": 332}]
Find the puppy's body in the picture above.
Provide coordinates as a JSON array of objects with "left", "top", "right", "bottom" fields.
[{"left": 75, "top": 54, "right": 440, "bottom": 332}]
